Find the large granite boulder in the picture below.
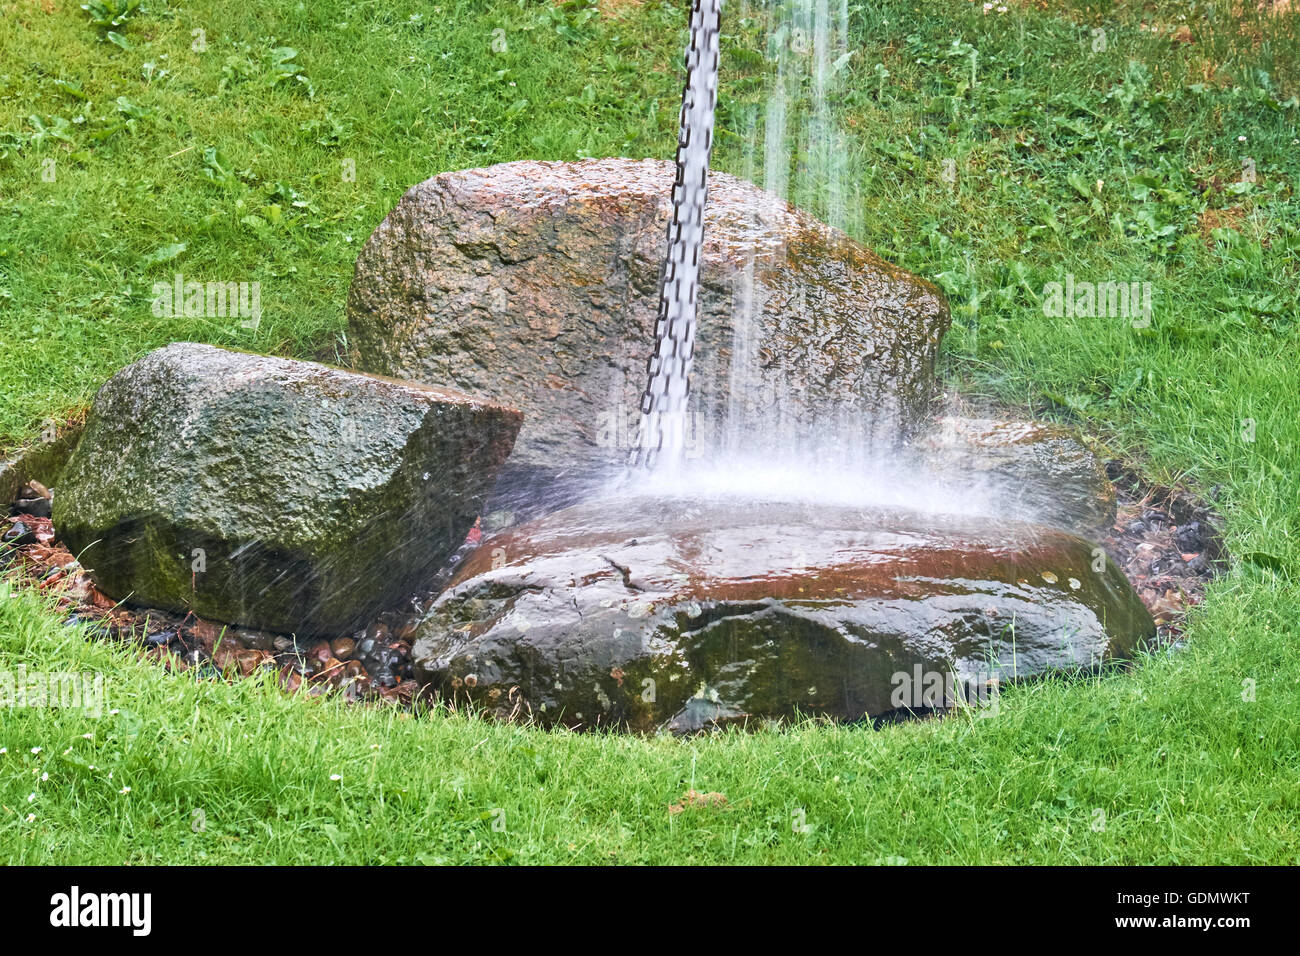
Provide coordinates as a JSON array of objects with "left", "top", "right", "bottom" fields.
[
  {"left": 54, "top": 343, "right": 522, "bottom": 635},
  {"left": 412, "top": 495, "right": 1154, "bottom": 732},
  {"left": 347, "top": 159, "right": 950, "bottom": 508}
]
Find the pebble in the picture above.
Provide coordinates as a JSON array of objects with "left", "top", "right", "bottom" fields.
[
  {"left": 280, "top": 667, "right": 304, "bottom": 693},
  {"left": 361, "top": 641, "right": 405, "bottom": 688},
  {"left": 235, "top": 628, "right": 278, "bottom": 651},
  {"left": 317, "top": 656, "right": 346, "bottom": 682},
  {"left": 1, "top": 520, "right": 36, "bottom": 547},
  {"left": 330, "top": 636, "right": 356, "bottom": 660},
  {"left": 23, "top": 480, "right": 51, "bottom": 499},
  {"left": 144, "top": 629, "right": 176, "bottom": 648},
  {"left": 236, "top": 649, "right": 274, "bottom": 676},
  {"left": 1174, "top": 521, "right": 1205, "bottom": 553},
  {"left": 306, "top": 640, "right": 334, "bottom": 670},
  {"left": 13, "top": 497, "right": 52, "bottom": 519}
]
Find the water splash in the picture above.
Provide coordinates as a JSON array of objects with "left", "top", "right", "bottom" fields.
[{"left": 626, "top": 2, "right": 983, "bottom": 522}]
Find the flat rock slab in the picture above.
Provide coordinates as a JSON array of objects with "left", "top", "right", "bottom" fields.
[
  {"left": 347, "top": 158, "right": 950, "bottom": 506},
  {"left": 413, "top": 495, "right": 1154, "bottom": 732},
  {"left": 54, "top": 343, "right": 522, "bottom": 635}
]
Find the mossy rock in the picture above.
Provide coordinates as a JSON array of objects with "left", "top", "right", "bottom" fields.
[
  {"left": 54, "top": 343, "right": 522, "bottom": 636},
  {"left": 0, "top": 422, "right": 84, "bottom": 506}
]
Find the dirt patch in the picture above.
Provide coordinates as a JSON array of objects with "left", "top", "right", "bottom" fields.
[
  {"left": 596, "top": 0, "right": 644, "bottom": 16},
  {"left": 2, "top": 504, "right": 436, "bottom": 708},
  {"left": 1099, "top": 462, "right": 1226, "bottom": 645},
  {"left": 669, "top": 790, "right": 728, "bottom": 814},
  {"left": 1198, "top": 205, "right": 1247, "bottom": 244}
]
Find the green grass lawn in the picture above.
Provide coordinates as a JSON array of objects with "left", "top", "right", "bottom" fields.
[{"left": 1, "top": 0, "right": 1297, "bottom": 864}]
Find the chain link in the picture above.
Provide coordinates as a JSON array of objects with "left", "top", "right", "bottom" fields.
[{"left": 635, "top": 0, "right": 722, "bottom": 471}]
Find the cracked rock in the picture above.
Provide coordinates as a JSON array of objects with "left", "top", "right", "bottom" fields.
[{"left": 412, "top": 494, "right": 1154, "bottom": 732}]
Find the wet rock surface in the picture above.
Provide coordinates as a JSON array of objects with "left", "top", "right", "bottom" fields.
[
  {"left": 908, "top": 417, "right": 1117, "bottom": 536},
  {"left": 53, "top": 343, "right": 522, "bottom": 635},
  {"left": 346, "top": 159, "right": 950, "bottom": 508},
  {"left": 3, "top": 443, "right": 1217, "bottom": 724},
  {"left": 411, "top": 496, "right": 1155, "bottom": 732}
]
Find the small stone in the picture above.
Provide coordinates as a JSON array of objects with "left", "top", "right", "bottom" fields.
[
  {"left": 24, "top": 480, "right": 52, "bottom": 500},
  {"left": 1, "top": 520, "right": 35, "bottom": 547},
  {"left": 211, "top": 641, "right": 242, "bottom": 671},
  {"left": 13, "top": 497, "right": 52, "bottom": 519},
  {"left": 317, "top": 657, "right": 345, "bottom": 682},
  {"left": 236, "top": 649, "right": 274, "bottom": 676},
  {"left": 235, "top": 628, "right": 277, "bottom": 651},
  {"left": 279, "top": 667, "right": 303, "bottom": 693},
  {"left": 330, "top": 636, "right": 356, "bottom": 660},
  {"left": 1174, "top": 521, "right": 1205, "bottom": 553},
  {"left": 306, "top": 640, "right": 334, "bottom": 671},
  {"left": 218, "top": 630, "right": 247, "bottom": 650}
]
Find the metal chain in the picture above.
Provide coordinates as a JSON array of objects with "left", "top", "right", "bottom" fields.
[{"left": 635, "top": 0, "right": 722, "bottom": 471}]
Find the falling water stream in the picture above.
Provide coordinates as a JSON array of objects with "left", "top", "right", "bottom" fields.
[
  {"left": 622, "top": 2, "right": 1011, "bottom": 525},
  {"left": 629, "top": 1, "right": 971, "bottom": 512}
]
